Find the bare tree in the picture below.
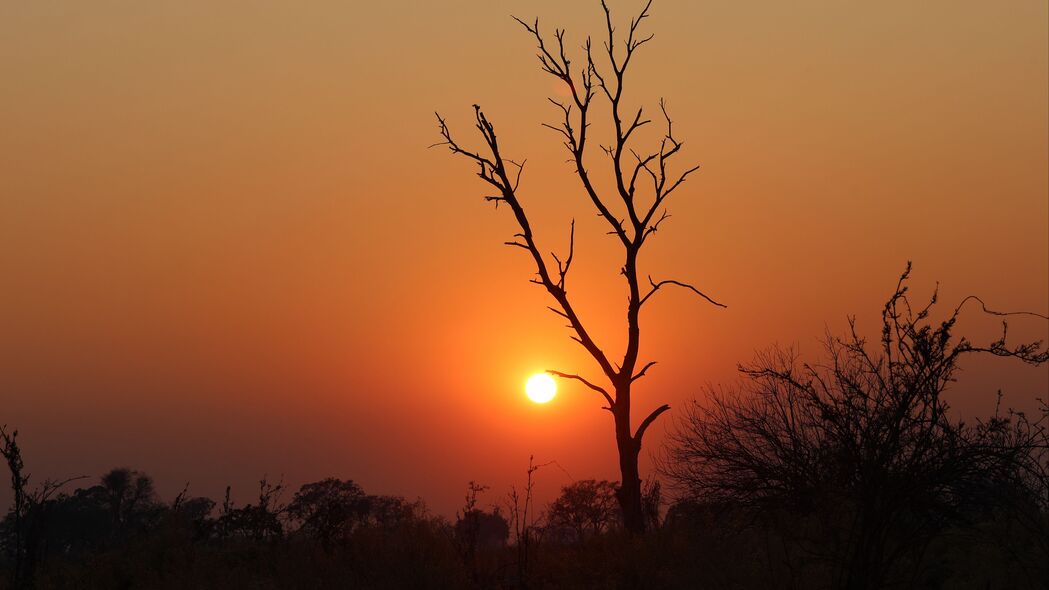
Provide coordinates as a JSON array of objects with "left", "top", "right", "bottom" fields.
[
  {"left": 1, "top": 427, "right": 83, "bottom": 589},
  {"left": 434, "top": 0, "right": 722, "bottom": 534},
  {"left": 505, "top": 456, "right": 548, "bottom": 585},
  {"left": 661, "top": 264, "right": 1049, "bottom": 589}
]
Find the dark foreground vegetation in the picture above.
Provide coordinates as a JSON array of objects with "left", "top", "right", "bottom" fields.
[{"left": 2, "top": 270, "right": 1047, "bottom": 589}]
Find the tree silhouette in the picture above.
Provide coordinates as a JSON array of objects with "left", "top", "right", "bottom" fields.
[
  {"left": 99, "top": 468, "right": 159, "bottom": 540},
  {"left": 547, "top": 479, "right": 619, "bottom": 543},
  {"left": 0, "top": 427, "right": 83, "bottom": 589},
  {"left": 434, "top": 0, "right": 722, "bottom": 534},
  {"left": 216, "top": 476, "right": 286, "bottom": 542},
  {"left": 286, "top": 478, "right": 369, "bottom": 551},
  {"left": 661, "top": 264, "right": 1049, "bottom": 589},
  {"left": 453, "top": 482, "right": 509, "bottom": 585}
]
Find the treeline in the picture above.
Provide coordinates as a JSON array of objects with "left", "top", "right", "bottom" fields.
[{"left": 1, "top": 269, "right": 1047, "bottom": 589}]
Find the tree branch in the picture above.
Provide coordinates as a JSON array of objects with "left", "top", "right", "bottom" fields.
[
  {"left": 953, "top": 295, "right": 1049, "bottom": 321},
  {"left": 549, "top": 370, "right": 615, "bottom": 409},
  {"left": 551, "top": 219, "right": 576, "bottom": 290},
  {"left": 436, "top": 106, "right": 618, "bottom": 381},
  {"left": 635, "top": 403, "right": 670, "bottom": 441},
  {"left": 631, "top": 361, "right": 658, "bottom": 382},
  {"left": 641, "top": 276, "right": 727, "bottom": 308}
]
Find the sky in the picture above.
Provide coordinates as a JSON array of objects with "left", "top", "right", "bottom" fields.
[{"left": 1, "top": 0, "right": 1046, "bottom": 516}]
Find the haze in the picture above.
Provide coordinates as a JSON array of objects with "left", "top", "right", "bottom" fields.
[{"left": 1, "top": 0, "right": 1046, "bottom": 516}]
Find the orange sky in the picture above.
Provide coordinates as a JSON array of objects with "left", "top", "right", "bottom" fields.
[{"left": 1, "top": 1, "right": 1046, "bottom": 516}]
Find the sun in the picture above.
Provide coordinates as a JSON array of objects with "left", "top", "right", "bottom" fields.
[{"left": 525, "top": 373, "right": 557, "bottom": 404}]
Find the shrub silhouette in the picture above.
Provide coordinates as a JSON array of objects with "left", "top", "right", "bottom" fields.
[
  {"left": 546, "top": 479, "right": 620, "bottom": 543},
  {"left": 662, "top": 264, "right": 1049, "bottom": 589}
]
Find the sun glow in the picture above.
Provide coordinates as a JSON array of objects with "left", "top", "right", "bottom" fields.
[{"left": 525, "top": 373, "right": 557, "bottom": 404}]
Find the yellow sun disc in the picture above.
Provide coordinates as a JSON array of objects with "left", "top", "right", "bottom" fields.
[{"left": 525, "top": 373, "right": 557, "bottom": 404}]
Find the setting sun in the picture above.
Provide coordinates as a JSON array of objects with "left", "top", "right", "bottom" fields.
[{"left": 525, "top": 373, "right": 557, "bottom": 404}]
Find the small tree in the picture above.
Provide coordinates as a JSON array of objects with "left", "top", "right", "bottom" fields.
[
  {"left": 286, "top": 478, "right": 369, "bottom": 551},
  {"left": 505, "top": 456, "right": 546, "bottom": 584},
  {"left": 99, "top": 468, "right": 159, "bottom": 540},
  {"left": 547, "top": 479, "right": 620, "bottom": 543},
  {"left": 435, "top": 0, "right": 723, "bottom": 534},
  {"left": 662, "top": 264, "right": 1048, "bottom": 589},
  {"left": 454, "top": 481, "right": 502, "bottom": 582},
  {"left": 216, "top": 476, "right": 285, "bottom": 542}
]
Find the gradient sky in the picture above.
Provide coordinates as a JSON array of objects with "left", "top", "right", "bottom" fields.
[{"left": 2, "top": 0, "right": 1047, "bottom": 516}]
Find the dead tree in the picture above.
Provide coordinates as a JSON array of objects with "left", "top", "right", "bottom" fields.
[
  {"left": 505, "top": 456, "right": 549, "bottom": 585},
  {"left": 1, "top": 427, "right": 83, "bottom": 589},
  {"left": 434, "top": 0, "right": 722, "bottom": 534}
]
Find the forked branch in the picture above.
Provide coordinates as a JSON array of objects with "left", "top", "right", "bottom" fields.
[
  {"left": 635, "top": 100, "right": 701, "bottom": 244},
  {"left": 631, "top": 360, "right": 658, "bottom": 382},
  {"left": 551, "top": 220, "right": 576, "bottom": 290},
  {"left": 635, "top": 403, "right": 671, "bottom": 441},
  {"left": 434, "top": 106, "right": 618, "bottom": 382}
]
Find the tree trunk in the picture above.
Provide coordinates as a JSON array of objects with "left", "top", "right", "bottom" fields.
[{"left": 614, "top": 397, "right": 645, "bottom": 534}]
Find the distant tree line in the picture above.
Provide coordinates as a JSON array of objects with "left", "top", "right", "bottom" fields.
[{"left": 1, "top": 268, "right": 1046, "bottom": 589}]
